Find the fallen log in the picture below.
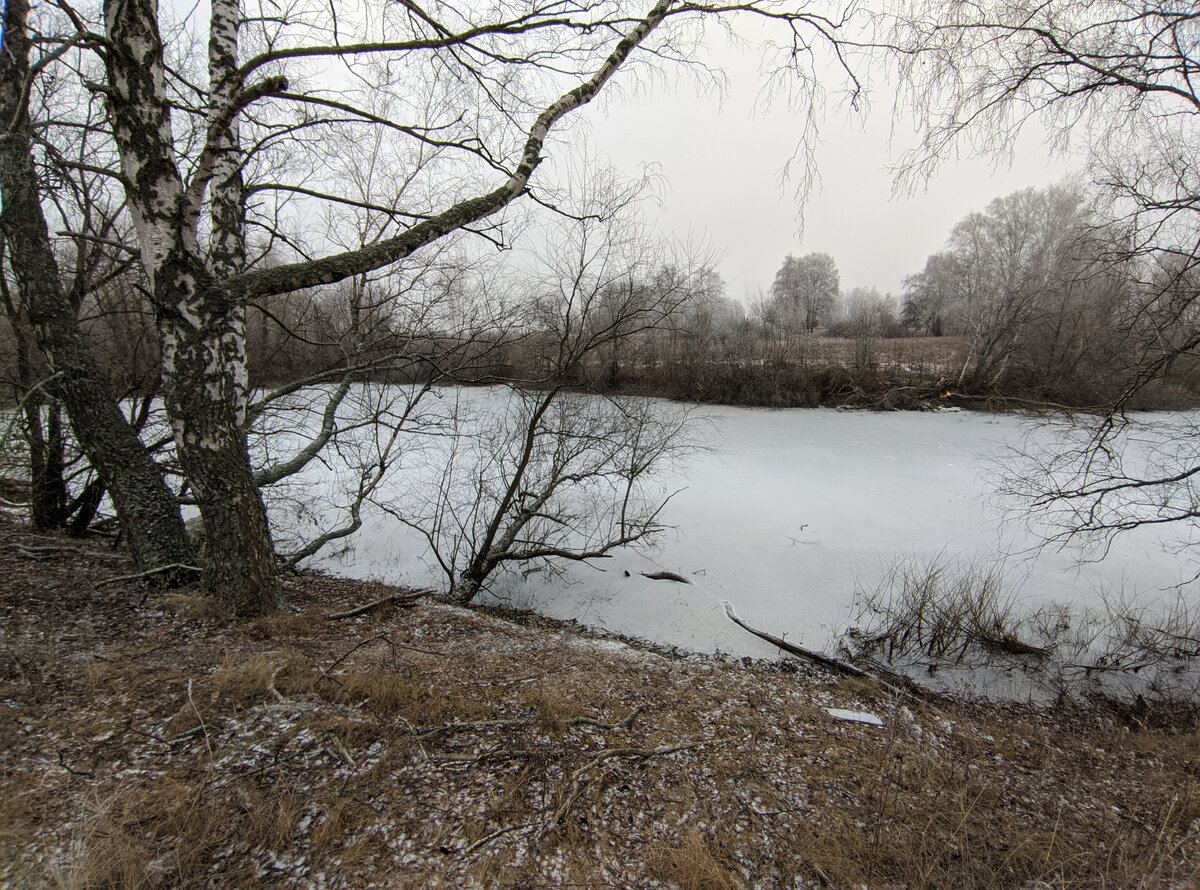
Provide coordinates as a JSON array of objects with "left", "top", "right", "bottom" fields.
[
  {"left": 326, "top": 588, "right": 435, "bottom": 620},
  {"left": 640, "top": 570, "right": 691, "bottom": 584},
  {"left": 722, "top": 601, "right": 927, "bottom": 701},
  {"left": 722, "top": 601, "right": 868, "bottom": 677}
]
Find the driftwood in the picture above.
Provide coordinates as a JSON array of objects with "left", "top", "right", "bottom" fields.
[
  {"left": 326, "top": 588, "right": 435, "bottom": 620},
  {"left": 640, "top": 570, "right": 691, "bottom": 584},
  {"left": 722, "top": 601, "right": 869, "bottom": 677},
  {"left": 722, "top": 601, "right": 927, "bottom": 701}
]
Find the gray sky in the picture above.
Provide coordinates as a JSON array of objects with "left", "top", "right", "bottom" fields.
[
  {"left": 584, "top": 25, "right": 1078, "bottom": 304},
  {"left": 164, "top": 0, "right": 1075, "bottom": 302}
]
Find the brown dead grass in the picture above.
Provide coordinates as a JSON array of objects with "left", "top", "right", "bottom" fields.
[
  {"left": 325, "top": 668, "right": 489, "bottom": 722},
  {"left": 518, "top": 680, "right": 590, "bottom": 732},
  {"left": 2, "top": 524, "right": 1199, "bottom": 889},
  {"left": 649, "top": 829, "right": 745, "bottom": 890}
]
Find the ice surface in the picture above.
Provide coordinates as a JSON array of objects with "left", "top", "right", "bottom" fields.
[{"left": 293, "top": 394, "right": 1196, "bottom": 663}]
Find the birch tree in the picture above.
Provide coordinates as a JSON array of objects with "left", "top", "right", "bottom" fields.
[{"left": 0, "top": 0, "right": 194, "bottom": 571}]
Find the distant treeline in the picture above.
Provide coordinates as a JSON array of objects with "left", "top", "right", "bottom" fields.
[{"left": 6, "top": 184, "right": 1199, "bottom": 415}]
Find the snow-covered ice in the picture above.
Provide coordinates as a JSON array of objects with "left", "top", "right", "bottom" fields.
[{"left": 292, "top": 394, "right": 1196, "bottom": 662}]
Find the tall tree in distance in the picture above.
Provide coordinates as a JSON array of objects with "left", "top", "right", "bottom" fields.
[{"left": 770, "top": 252, "right": 840, "bottom": 333}]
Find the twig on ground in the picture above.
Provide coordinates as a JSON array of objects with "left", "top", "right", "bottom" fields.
[
  {"left": 551, "top": 738, "right": 718, "bottom": 825},
  {"left": 416, "top": 707, "right": 643, "bottom": 740},
  {"left": 414, "top": 718, "right": 531, "bottom": 739},
  {"left": 462, "top": 823, "right": 530, "bottom": 856},
  {"left": 268, "top": 665, "right": 287, "bottom": 702},
  {"left": 326, "top": 588, "right": 435, "bottom": 620},
  {"left": 568, "top": 706, "right": 642, "bottom": 731},
  {"left": 187, "top": 678, "right": 212, "bottom": 758},
  {"left": 318, "top": 634, "right": 394, "bottom": 683},
  {"left": 55, "top": 749, "right": 95, "bottom": 778},
  {"left": 94, "top": 562, "right": 202, "bottom": 587},
  {"left": 324, "top": 732, "right": 356, "bottom": 768},
  {"left": 1, "top": 542, "right": 130, "bottom": 561}
]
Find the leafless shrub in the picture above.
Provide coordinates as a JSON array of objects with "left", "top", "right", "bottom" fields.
[
  {"left": 845, "top": 552, "right": 1200, "bottom": 709},
  {"left": 846, "top": 553, "right": 1037, "bottom": 664}
]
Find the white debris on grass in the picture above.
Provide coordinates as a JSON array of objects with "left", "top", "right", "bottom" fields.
[{"left": 824, "top": 707, "right": 884, "bottom": 727}]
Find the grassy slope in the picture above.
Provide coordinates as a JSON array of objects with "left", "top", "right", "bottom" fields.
[{"left": 1, "top": 523, "right": 1198, "bottom": 889}]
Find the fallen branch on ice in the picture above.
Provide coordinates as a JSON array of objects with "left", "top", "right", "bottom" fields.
[
  {"left": 640, "top": 570, "right": 691, "bottom": 584},
  {"left": 722, "top": 600, "right": 926, "bottom": 701}
]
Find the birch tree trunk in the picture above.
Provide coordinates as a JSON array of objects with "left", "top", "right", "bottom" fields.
[
  {"left": 0, "top": 0, "right": 195, "bottom": 571},
  {"left": 103, "top": 0, "right": 280, "bottom": 613}
]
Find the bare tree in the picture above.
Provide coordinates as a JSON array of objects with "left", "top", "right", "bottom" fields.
[
  {"left": 892, "top": 0, "right": 1200, "bottom": 548},
  {"left": 12, "top": 0, "right": 869, "bottom": 614},
  {"left": 899, "top": 184, "right": 1130, "bottom": 401},
  {"left": 946, "top": 187, "right": 1094, "bottom": 392},
  {"left": 829, "top": 285, "right": 897, "bottom": 373},
  {"left": 385, "top": 183, "right": 704, "bottom": 604}
]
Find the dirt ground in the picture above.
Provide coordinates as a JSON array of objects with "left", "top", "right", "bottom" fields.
[{"left": 2, "top": 523, "right": 1199, "bottom": 889}]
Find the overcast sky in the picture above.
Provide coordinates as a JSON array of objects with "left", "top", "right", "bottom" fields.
[
  {"left": 157, "top": 0, "right": 1077, "bottom": 303},
  {"left": 582, "top": 23, "right": 1079, "bottom": 304}
]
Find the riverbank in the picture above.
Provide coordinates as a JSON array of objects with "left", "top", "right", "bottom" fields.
[{"left": 2, "top": 525, "right": 1198, "bottom": 889}]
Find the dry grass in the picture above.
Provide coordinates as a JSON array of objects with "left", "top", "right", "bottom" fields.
[
  {"left": 211, "top": 651, "right": 316, "bottom": 705},
  {"left": 649, "top": 830, "right": 744, "bottom": 890},
  {"left": 518, "top": 680, "right": 590, "bottom": 732},
  {"left": 2, "top": 529, "right": 1199, "bottom": 888},
  {"left": 324, "top": 668, "right": 489, "bottom": 722},
  {"left": 789, "top": 711, "right": 1200, "bottom": 890}
]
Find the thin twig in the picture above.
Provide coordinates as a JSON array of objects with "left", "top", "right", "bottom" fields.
[
  {"left": 318, "top": 634, "right": 392, "bottom": 684},
  {"left": 1, "top": 542, "right": 130, "bottom": 561},
  {"left": 267, "top": 665, "right": 287, "bottom": 703},
  {"left": 324, "top": 732, "right": 356, "bottom": 768},
  {"left": 552, "top": 738, "right": 719, "bottom": 825},
  {"left": 94, "top": 562, "right": 202, "bottom": 587},
  {"left": 413, "top": 718, "right": 531, "bottom": 739},
  {"left": 187, "top": 678, "right": 212, "bottom": 758},
  {"left": 567, "top": 706, "right": 642, "bottom": 731},
  {"left": 55, "top": 749, "right": 96, "bottom": 778},
  {"left": 462, "top": 823, "right": 530, "bottom": 856}
]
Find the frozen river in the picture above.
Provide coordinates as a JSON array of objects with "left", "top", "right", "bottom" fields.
[{"left": 298, "top": 398, "right": 1196, "bottom": 664}]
